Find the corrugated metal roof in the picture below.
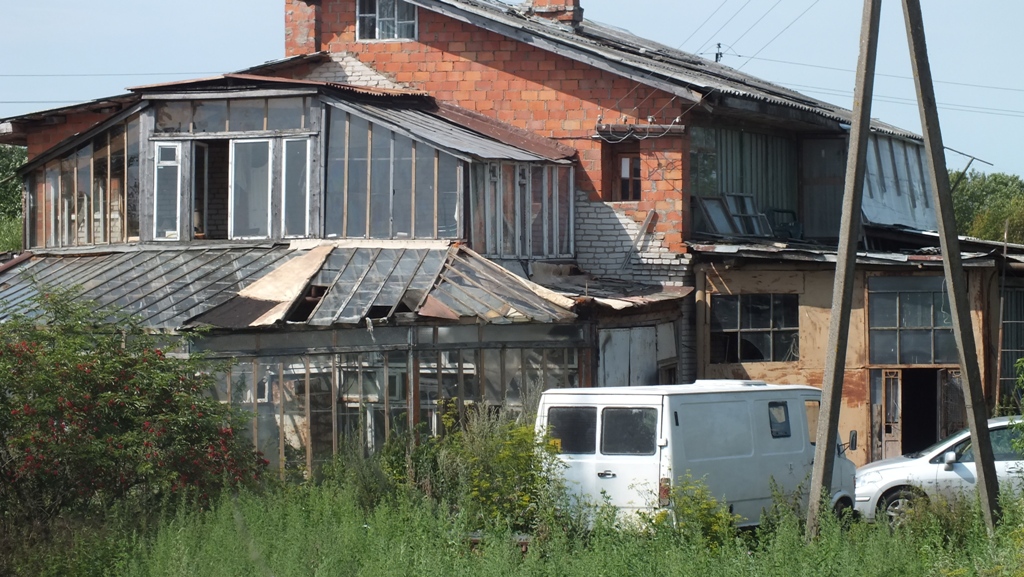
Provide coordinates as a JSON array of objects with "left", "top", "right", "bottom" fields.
[
  {"left": 407, "top": 0, "right": 921, "bottom": 140},
  {"left": 0, "top": 245, "right": 295, "bottom": 329},
  {"left": 129, "top": 73, "right": 426, "bottom": 98},
  {"left": 326, "top": 98, "right": 565, "bottom": 162}
]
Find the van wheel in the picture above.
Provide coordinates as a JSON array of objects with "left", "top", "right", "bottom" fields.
[{"left": 879, "top": 488, "right": 921, "bottom": 527}]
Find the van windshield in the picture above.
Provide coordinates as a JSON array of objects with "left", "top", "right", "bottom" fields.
[{"left": 548, "top": 407, "right": 597, "bottom": 454}]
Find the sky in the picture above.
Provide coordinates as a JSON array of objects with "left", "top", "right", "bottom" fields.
[{"left": 2, "top": 0, "right": 1021, "bottom": 176}]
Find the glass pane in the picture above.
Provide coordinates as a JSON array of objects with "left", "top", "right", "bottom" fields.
[
  {"left": 397, "top": 0, "right": 416, "bottom": 22},
  {"left": 155, "top": 101, "right": 191, "bottom": 133},
  {"left": 738, "top": 332, "right": 770, "bottom": 362},
  {"left": 710, "top": 333, "right": 738, "bottom": 364},
  {"left": 358, "top": 15, "right": 377, "bottom": 40},
  {"left": 482, "top": 349, "right": 502, "bottom": 405},
  {"left": 92, "top": 135, "right": 108, "bottom": 243},
  {"left": 280, "top": 357, "right": 308, "bottom": 476},
  {"left": 899, "top": 329, "right": 932, "bottom": 364},
  {"left": 347, "top": 116, "right": 369, "bottom": 237},
  {"left": 267, "top": 97, "right": 305, "bottom": 130},
  {"left": 772, "top": 294, "right": 799, "bottom": 329},
  {"left": 935, "top": 329, "right": 958, "bottom": 364},
  {"left": 108, "top": 125, "right": 125, "bottom": 243},
  {"left": 531, "top": 166, "right": 545, "bottom": 256},
  {"left": 126, "top": 117, "right": 140, "bottom": 239},
  {"left": 283, "top": 140, "right": 308, "bottom": 237},
  {"left": 60, "top": 154, "right": 74, "bottom": 246},
  {"left": 933, "top": 292, "right": 952, "bottom": 327},
  {"left": 324, "top": 108, "right": 346, "bottom": 238},
  {"left": 256, "top": 360, "right": 281, "bottom": 474},
  {"left": 869, "top": 292, "right": 898, "bottom": 328},
  {"left": 741, "top": 294, "right": 772, "bottom": 329},
  {"left": 193, "top": 100, "right": 227, "bottom": 132},
  {"left": 393, "top": 135, "right": 413, "bottom": 238},
  {"left": 309, "top": 356, "right": 335, "bottom": 465},
  {"left": 461, "top": 350, "right": 481, "bottom": 403},
  {"left": 768, "top": 401, "right": 790, "bottom": 438},
  {"left": 899, "top": 292, "right": 932, "bottom": 328},
  {"left": 229, "top": 99, "right": 265, "bottom": 132},
  {"left": 805, "top": 400, "right": 820, "bottom": 444},
  {"left": 154, "top": 143, "right": 179, "bottom": 241},
  {"left": 414, "top": 143, "right": 435, "bottom": 238},
  {"left": 76, "top": 144, "right": 92, "bottom": 244},
  {"left": 369, "top": 123, "right": 392, "bottom": 239},
  {"left": 870, "top": 330, "right": 898, "bottom": 364},
  {"left": 548, "top": 407, "right": 596, "bottom": 454},
  {"left": 773, "top": 330, "right": 799, "bottom": 362},
  {"left": 231, "top": 141, "right": 270, "bottom": 238},
  {"left": 437, "top": 153, "right": 459, "bottom": 238},
  {"left": 710, "top": 294, "right": 738, "bottom": 331},
  {"left": 601, "top": 408, "right": 657, "bottom": 455},
  {"left": 558, "top": 167, "right": 571, "bottom": 255}
]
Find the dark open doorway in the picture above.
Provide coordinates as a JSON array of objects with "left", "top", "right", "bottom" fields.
[{"left": 900, "top": 368, "right": 939, "bottom": 454}]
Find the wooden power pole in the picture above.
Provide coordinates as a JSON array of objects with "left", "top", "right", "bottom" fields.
[
  {"left": 805, "top": 0, "right": 881, "bottom": 538},
  {"left": 901, "top": 0, "right": 1000, "bottom": 530},
  {"left": 808, "top": 0, "right": 1001, "bottom": 536}
]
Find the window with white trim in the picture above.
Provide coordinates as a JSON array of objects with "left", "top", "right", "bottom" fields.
[
  {"left": 357, "top": 0, "right": 417, "bottom": 40},
  {"left": 153, "top": 142, "right": 181, "bottom": 240}
]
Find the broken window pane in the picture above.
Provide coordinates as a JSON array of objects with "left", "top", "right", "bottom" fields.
[
  {"left": 231, "top": 140, "right": 270, "bottom": 238},
  {"left": 324, "top": 108, "right": 347, "bottom": 238},
  {"left": 267, "top": 97, "right": 305, "bottom": 130},
  {"left": 347, "top": 117, "right": 369, "bottom": 237},
  {"left": 193, "top": 100, "right": 227, "bottom": 133},
  {"left": 741, "top": 294, "right": 772, "bottom": 329},
  {"left": 739, "top": 333, "right": 770, "bottom": 362},
  {"left": 282, "top": 139, "right": 309, "bottom": 237},
  {"left": 155, "top": 101, "right": 192, "bottom": 133},
  {"left": 229, "top": 99, "right": 265, "bottom": 132},
  {"left": 369, "top": 123, "right": 392, "bottom": 239}
]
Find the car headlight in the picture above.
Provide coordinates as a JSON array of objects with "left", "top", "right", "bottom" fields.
[{"left": 856, "top": 471, "right": 883, "bottom": 489}]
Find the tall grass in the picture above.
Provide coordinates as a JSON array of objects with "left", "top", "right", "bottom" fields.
[
  {"left": 0, "top": 215, "right": 21, "bottom": 252},
  {"left": 6, "top": 408, "right": 1024, "bottom": 576}
]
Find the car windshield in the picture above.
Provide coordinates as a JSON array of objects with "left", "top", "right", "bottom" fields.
[{"left": 905, "top": 426, "right": 969, "bottom": 458}]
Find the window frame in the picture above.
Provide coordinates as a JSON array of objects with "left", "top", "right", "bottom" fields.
[
  {"left": 281, "top": 137, "right": 311, "bottom": 238},
  {"left": 152, "top": 141, "right": 182, "bottom": 241},
  {"left": 615, "top": 153, "right": 642, "bottom": 201},
  {"left": 228, "top": 139, "right": 274, "bottom": 240},
  {"left": 710, "top": 292, "right": 800, "bottom": 363},
  {"left": 356, "top": 0, "right": 418, "bottom": 41},
  {"left": 867, "top": 275, "right": 955, "bottom": 365}
]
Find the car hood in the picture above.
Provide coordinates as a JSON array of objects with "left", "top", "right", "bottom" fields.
[{"left": 856, "top": 455, "right": 917, "bottom": 476}]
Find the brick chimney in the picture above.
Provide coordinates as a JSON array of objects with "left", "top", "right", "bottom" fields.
[
  {"left": 529, "top": 0, "right": 583, "bottom": 25},
  {"left": 285, "top": 0, "right": 322, "bottom": 57}
]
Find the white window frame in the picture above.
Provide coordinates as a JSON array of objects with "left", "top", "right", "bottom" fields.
[
  {"left": 153, "top": 142, "right": 182, "bottom": 241},
  {"left": 356, "top": 0, "right": 418, "bottom": 41},
  {"left": 228, "top": 139, "right": 273, "bottom": 240},
  {"left": 281, "top": 138, "right": 311, "bottom": 238}
]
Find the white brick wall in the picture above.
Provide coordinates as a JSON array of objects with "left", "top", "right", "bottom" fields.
[{"left": 302, "top": 53, "right": 405, "bottom": 89}]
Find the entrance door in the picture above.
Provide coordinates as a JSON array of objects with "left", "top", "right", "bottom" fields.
[
  {"left": 882, "top": 369, "right": 902, "bottom": 459},
  {"left": 938, "top": 369, "right": 967, "bottom": 439}
]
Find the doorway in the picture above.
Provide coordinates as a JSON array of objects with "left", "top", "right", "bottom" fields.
[{"left": 872, "top": 367, "right": 961, "bottom": 460}]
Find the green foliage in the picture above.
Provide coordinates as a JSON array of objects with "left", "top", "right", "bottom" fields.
[
  {"left": 950, "top": 169, "right": 1024, "bottom": 242},
  {"left": 0, "top": 144, "right": 26, "bottom": 220},
  {"left": 0, "top": 285, "right": 267, "bottom": 528},
  {"left": 0, "top": 215, "right": 21, "bottom": 252},
  {"left": 637, "top": 472, "right": 740, "bottom": 549}
]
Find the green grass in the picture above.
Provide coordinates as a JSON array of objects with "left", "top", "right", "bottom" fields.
[
  {"left": 8, "top": 481, "right": 1023, "bottom": 577},
  {"left": 0, "top": 215, "right": 21, "bottom": 252}
]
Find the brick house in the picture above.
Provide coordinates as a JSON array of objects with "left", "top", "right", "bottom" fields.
[{"left": 2, "top": 0, "right": 1021, "bottom": 469}]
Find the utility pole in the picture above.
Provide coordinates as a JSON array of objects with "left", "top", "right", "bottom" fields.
[
  {"left": 805, "top": 0, "right": 881, "bottom": 538},
  {"left": 902, "top": 0, "right": 1000, "bottom": 531}
]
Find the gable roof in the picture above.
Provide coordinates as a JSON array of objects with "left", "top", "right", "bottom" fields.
[{"left": 405, "top": 0, "right": 920, "bottom": 139}]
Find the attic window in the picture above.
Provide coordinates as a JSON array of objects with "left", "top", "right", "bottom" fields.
[{"left": 357, "top": 0, "right": 417, "bottom": 41}]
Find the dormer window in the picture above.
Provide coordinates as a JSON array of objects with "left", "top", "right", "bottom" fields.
[{"left": 357, "top": 0, "right": 417, "bottom": 41}]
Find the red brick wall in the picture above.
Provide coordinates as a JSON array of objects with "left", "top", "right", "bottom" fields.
[
  {"left": 25, "top": 112, "right": 111, "bottom": 161},
  {"left": 284, "top": 0, "right": 690, "bottom": 252}
]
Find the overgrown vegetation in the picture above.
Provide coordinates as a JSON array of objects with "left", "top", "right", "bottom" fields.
[
  {"left": 951, "top": 169, "right": 1024, "bottom": 243},
  {"left": 0, "top": 144, "right": 26, "bottom": 252}
]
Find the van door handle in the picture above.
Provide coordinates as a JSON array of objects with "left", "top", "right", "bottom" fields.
[{"left": 597, "top": 470, "right": 617, "bottom": 479}]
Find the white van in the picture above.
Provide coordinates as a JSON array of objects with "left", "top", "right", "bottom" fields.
[{"left": 535, "top": 380, "right": 856, "bottom": 527}]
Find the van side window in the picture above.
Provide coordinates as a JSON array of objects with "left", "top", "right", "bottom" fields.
[
  {"left": 548, "top": 407, "right": 597, "bottom": 454},
  {"left": 805, "top": 400, "right": 820, "bottom": 445},
  {"left": 602, "top": 408, "right": 657, "bottom": 455},
  {"left": 768, "top": 401, "right": 791, "bottom": 438}
]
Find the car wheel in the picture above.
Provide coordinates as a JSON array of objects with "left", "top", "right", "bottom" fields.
[{"left": 879, "top": 488, "right": 920, "bottom": 527}]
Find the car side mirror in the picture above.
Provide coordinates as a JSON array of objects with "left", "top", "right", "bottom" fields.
[
  {"left": 944, "top": 451, "right": 957, "bottom": 470},
  {"left": 848, "top": 430, "right": 858, "bottom": 452}
]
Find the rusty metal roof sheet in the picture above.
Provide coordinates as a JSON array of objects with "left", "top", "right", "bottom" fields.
[{"left": 406, "top": 0, "right": 920, "bottom": 140}]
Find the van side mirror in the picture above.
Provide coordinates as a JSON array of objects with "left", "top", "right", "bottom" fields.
[
  {"left": 848, "top": 430, "right": 858, "bottom": 452},
  {"left": 944, "top": 451, "right": 957, "bottom": 471}
]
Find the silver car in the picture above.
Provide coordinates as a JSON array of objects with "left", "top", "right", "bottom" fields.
[{"left": 854, "top": 416, "right": 1024, "bottom": 523}]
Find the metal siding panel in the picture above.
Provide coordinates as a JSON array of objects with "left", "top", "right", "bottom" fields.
[
  {"left": 599, "top": 328, "right": 631, "bottom": 387},
  {"left": 629, "top": 326, "right": 658, "bottom": 386}
]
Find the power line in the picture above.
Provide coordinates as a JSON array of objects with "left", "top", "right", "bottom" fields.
[
  {"left": 729, "top": 0, "right": 783, "bottom": 49},
  {"left": 677, "top": 0, "right": 730, "bottom": 53},
  {"left": 694, "top": 0, "right": 753, "bottom": 55},
  {"left": 740, "top": 56, "right": 1024, "bottom": 93},
  {"left": 787, "top": 83, "right": 1024, "bottom": 118}
]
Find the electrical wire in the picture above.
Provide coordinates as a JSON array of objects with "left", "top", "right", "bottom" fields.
[
  {"left": 677, "top": 0, "right": 731, "bottom": 52},
  {"left": 694, "top": 0, "right": 753, "bottom": 56},
  {"left": 729, "top": 0, "right": 783, "bottom": 50}
]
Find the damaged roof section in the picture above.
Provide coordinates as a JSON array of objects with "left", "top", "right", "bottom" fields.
[{"left": 188, "top": 241, "right": 578, "bottom": 330}]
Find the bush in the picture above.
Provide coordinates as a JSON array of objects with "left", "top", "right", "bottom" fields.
[{"left": 0, "top": 286, "right": 267, "bottom": 527}]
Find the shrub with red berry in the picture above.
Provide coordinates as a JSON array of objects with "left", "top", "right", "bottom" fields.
[{"left": 0, "top": 286, "right": 266, "bottom": 523}]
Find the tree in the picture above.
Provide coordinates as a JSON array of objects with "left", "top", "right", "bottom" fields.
[
  {"left": 950, "top": 169, "right": 1024, "bottom": 243},
  {"left": 0, "top": 145, "right": 27, "bottom": 219},
  {"left": 0, "top": 286, "right": 267, "bottom": 524}
]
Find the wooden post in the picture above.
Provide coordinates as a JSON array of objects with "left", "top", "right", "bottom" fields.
[
  {"left": 805, "top": 0, "right": 882, "bottom": 538},
  {"left": 902, "top": 0, "right": 1000, "bottom": 531}
]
